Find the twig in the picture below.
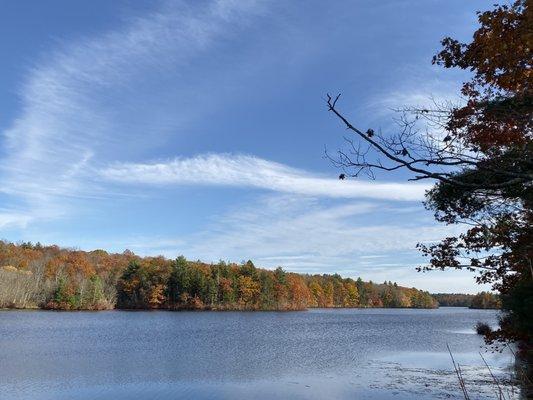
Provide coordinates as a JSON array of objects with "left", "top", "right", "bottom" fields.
[
  {"left": 447, "top": 343, "right": 470, "bottom": 400},
  {"left": 479, "top": 351, "right": 505, "bottom": 399}
]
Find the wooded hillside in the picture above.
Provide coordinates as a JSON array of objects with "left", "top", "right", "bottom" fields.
[{"left": 0, "top": 241, "right": 437, "bottom": 310}]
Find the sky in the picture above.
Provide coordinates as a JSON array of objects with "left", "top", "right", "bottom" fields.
[{"left": 0, "top": 0, "right": 494, "bottom": 293}]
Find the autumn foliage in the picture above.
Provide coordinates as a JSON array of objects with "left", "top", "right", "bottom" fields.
[
  {"left": 422, "top": 1, "right": 532, "bottom": 350},
  {"left": 0, "top": 241, "right": 436, "bottom": 311}
]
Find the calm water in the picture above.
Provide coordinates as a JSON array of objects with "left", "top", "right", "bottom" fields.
[{"left": 0, "top": 308, "right": 517, "bottom": 400}]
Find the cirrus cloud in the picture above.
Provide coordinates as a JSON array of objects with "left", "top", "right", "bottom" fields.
[{"left": 100, "top": 153, "right": 430, "bottom": 201}]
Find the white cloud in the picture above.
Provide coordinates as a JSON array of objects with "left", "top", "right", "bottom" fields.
[
  {"left": 364, "top": 61, "right": 465, "bottom": 113},
  {"left": 0, "top": 211, "right": 34, "bottom": 230},
  {"left": 359, "top": 255, "right": 388, "bottom": 259},
  {"left": 100, "top": 153, "right": 430, "bottom": 201},
  {"left": 0, "top": 0, "right": 266, "bottom": 221},
  {"left": 113, "top": 194, "right": 463, "bottom": 279}
]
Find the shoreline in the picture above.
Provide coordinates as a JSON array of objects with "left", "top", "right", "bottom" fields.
[{"left": 0, "top": 305, "right": 498, "bottom": 313}]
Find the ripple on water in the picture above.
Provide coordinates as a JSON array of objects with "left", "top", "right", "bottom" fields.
[{"left": 0, "top": 308, "right": 518, "bottom": 400}]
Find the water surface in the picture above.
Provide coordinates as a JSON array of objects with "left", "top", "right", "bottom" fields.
[{"left": 0, "top": 307, "right": 516, "bottom": 399}]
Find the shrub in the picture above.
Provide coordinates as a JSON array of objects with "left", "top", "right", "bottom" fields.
[{"left": 475, "top": 321, "right": 492, "bottom": 336}]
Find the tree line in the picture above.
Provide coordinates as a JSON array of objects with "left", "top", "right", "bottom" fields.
[
  {"left": 431, "top": 292, "right": 500, "bottom": 309},
  {"left": 0, "top": 241, "right": 437, "bottom": 310}
]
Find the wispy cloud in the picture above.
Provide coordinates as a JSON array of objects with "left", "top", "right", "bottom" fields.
[
  {"left": 0, "top": 210, "right": 34, "bottom": 230},
  {"left": 353, "top": 63, "right": 466, "bottom": 134},
  {"left": 0, "top": 0, "right": 266, "bottom": 221},
  {"left": 100, "top": 153, "right": 430, "bottom": 201},
  {"left": 110, "top": 193, "right": 468, "bottom": 290}
]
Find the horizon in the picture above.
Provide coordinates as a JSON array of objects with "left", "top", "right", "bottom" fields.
[{"left": 0, "top": 0, "right": 494, "bottom": 293}]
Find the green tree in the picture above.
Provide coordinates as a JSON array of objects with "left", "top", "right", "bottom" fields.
[
  {"left": 356, "top": 277, "right": 368, "bottom": 306},
  {"left": 167, "top": 256, "right": 189, "bottom": 306}
]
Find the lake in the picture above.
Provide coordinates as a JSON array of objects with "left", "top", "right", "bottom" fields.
[{"left": 0, "top": 308, "right": 517, "bottom": 400}]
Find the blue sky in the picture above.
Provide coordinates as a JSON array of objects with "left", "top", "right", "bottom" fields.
[{"left": 0, "top": 0, "right": 492, "bottom": 292}]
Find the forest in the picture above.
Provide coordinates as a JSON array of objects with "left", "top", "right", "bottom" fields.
[
  {"left": 431, "top": 292, "right": 500, "bottom": 309},
  {"left": 431, "top": 293, "right": 475, "bottom": 307},
  {"left": 0, "top": 241, "right": 438, "bottom": 311}
]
